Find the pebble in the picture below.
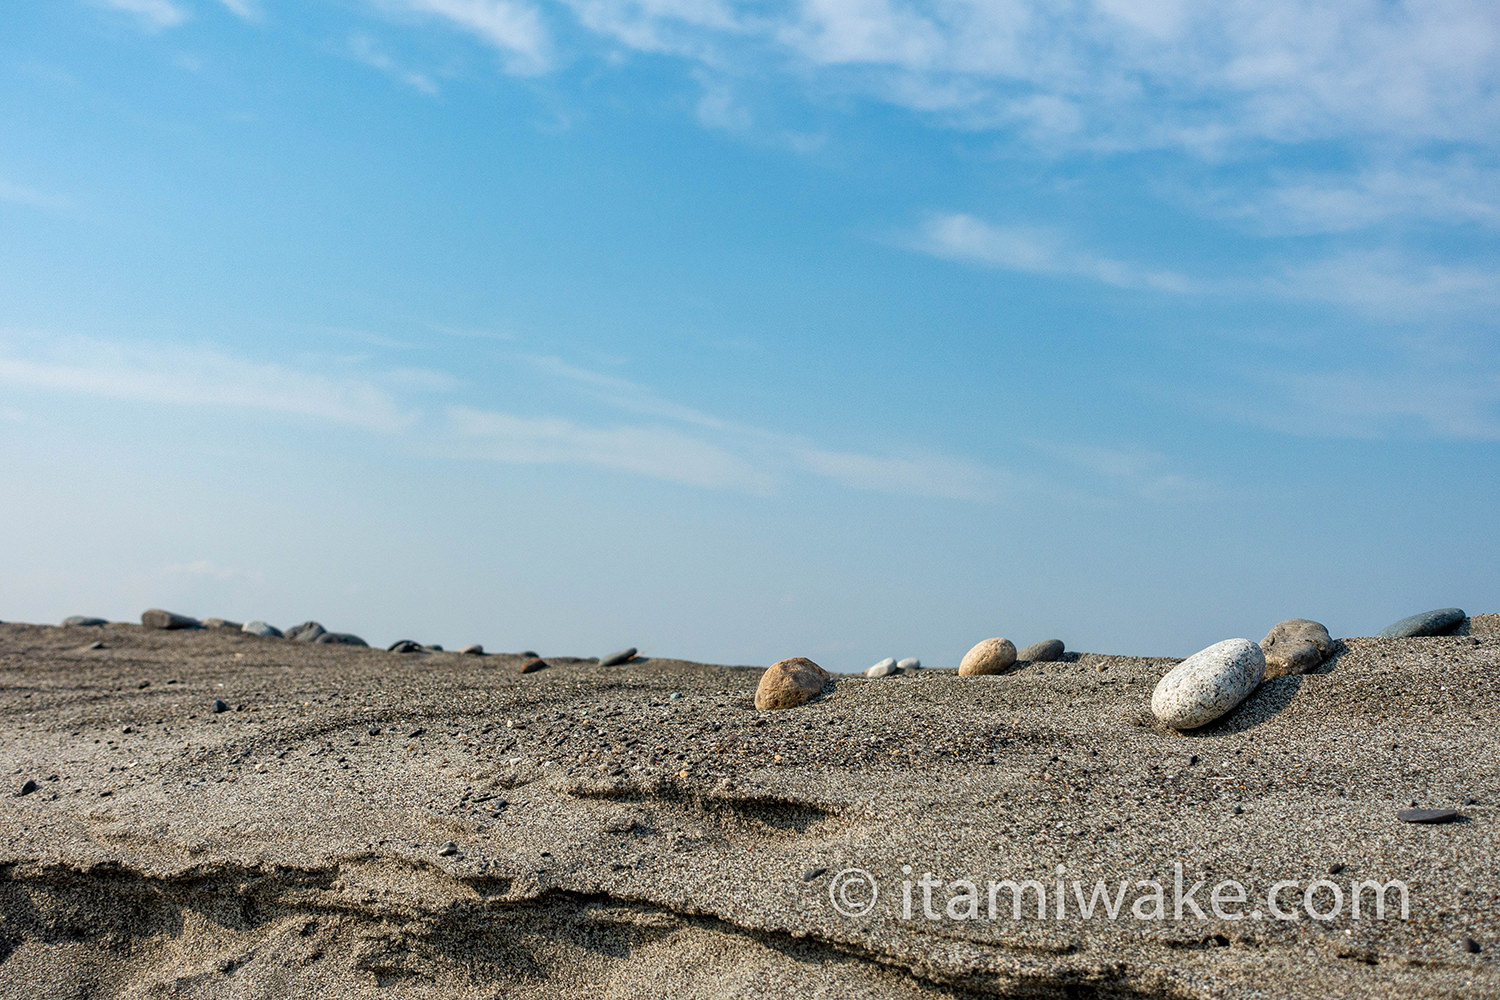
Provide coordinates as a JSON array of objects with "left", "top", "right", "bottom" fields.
[
  {"left": 242, "top": 621, "right": 283, "bottom": 638},
  {"left": 803, "top": 867, "right": 827, "bottom": 882},
  {"left": 313, "top": 632, "right": 368, "bottom": 646},
  {"left": 896, "top": 657, "right": 921, "bottom": 670},
  {"left": 519, "top": 650, "right": 539, "bottom": 659},
  {"left": 959, "top": 638, "right": 1017, "bottom": 676},
  {"left": 284, "top": 621, "right": 326, "bottom": 642},
  {"left": 212, "top": 699, "right": 229, "bottom": 714},
  {"left": 600, "top": 647, "right": 638, "bottom": 667},
  {"left": 82, "top": 641, "right": 104, "bottom": 651},
  {"left": 201, "top": 618, "right": 243, "bottom": 630},
  {"left": 1461, "top": 936, "right": 1482, "bottom": 954},
  {"left": 1377, "top": 608, "right": 1466, "bottom": 638},
  {"left": 1150, "top": 638, "right": 1265, "bottom": 730},
  {"left": 16, "top": 779, "right": 37, "bottom": 797},
  {"left": 1017, "top": 639, "right": 1065, "bottom": 662},
  {"left": 61, "top": 616, "right": 107, "bottom": 627},
  {"left": 519, "top": 657, "right": 548, "bottom": 674},
  {"left": 459, "top": 644, "right": 484, "bottom": 655},
  {"left": 1396, "top": 807, "right": 1461, "bottom": 824},
  {"left": 669, "top": 691, "right": 682, "bottom": 700},
  {"left": 866, "top": 657, "right": 899, "bottom": 677},
  {"left": 755, "top": 657, "right": 831, "bottom": 710},
  {"left": 438, "top": 841, "right": 459, "bottom": 857},
  {"left": 387, "top": 640, "right": 425, "bottom": 653},
  {"left": 1260, "top": 619, "right": 1336, "bottom": 678},
  {"left": 141, "top": 609, "right": 200, "bottom": 630}
]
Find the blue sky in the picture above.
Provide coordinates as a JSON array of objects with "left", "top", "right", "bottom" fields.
[{"left": 1, "top": 1, "right": 1496, "bottom": 668}]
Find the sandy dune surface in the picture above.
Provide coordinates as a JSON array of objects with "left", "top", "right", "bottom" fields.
[{"left": 1, "top": 619, "right": 1496, "bottom": 998}]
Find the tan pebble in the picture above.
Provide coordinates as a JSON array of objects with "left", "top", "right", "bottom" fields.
[
  {"left": 754, "top": 657, "right": 831, "bottom": 711},
  {"left": 958, "top": 637, "right": 1017, "bottom": 676}
]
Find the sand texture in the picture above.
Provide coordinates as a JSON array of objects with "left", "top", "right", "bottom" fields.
[{"left": 1, "top": 619, "right": 1497, "bottom": 998}]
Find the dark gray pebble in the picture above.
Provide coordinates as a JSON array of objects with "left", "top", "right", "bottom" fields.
[
  {"left": 519, "top": 657, "right": 548, "bottom": 674},
  {"left": 1017, "top": 639, "right": 1065, "bottom": 662},
  {"left": 16, "top": 779, "right": 37, "bottom": 797},
  {"left": 1461, "top": 937, "right": 1481, "bottom": 953},
  {"left": 1396, "top": 807, "right": 1460, "bottom": 824},
  {"left": 388, "top": 640, "right": 425, "bottom": 653},
  {"left": 600, "top": 647, "right": 638, "bottom": 667},
  {"left": 314, "top": 632, "right": 368, "bottom": 646},
  {"left": 141, "top": 609, "right": 200, "bottom": 630},
  {"left": 438, "top": 841, "right": 459, "bottom": 857},
  {"left": 62, "top": 616, "right": 108, "bottom": 627},
  {"left": 1377, "top": 608, "right": 1466, "bottom": 638},
  {"left": 212, "top": 699, "right": 229, "bottom": 714},
  {"left": 284, "top": 621, "right": 326, "bottom": 642},
  {"left": 802, "top": 867, "right": 827, "bottom": 882}
]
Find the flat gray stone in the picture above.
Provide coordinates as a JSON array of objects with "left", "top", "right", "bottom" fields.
[
  {"left": 1151, "top": 638, "right": 1266, "bottom": 730},
  {"left": 1377, "top": 608, "right": 1466, "bottom": 638},
  {"left": 141, "top": 609, "right": 199, "bottom": 630},
  {"left": 314, "top": 632, "right": 367, "bottom": 646},
  {"left": 388, "top": 640, "right": 425, "bottom": 653},
  {"left": 1018, "top": 639, "right": 1065, "bottom": 662},
  {"left": 1261, "top": 619, "right": 1336, "bottom": 678},
  {"left": 601, "top": 647, "right": 638, "bottom": 667},
  {"left": 1397, "top": 807, "right": 1461, "bottom": 824},
  {"left": 866, "top": 658, "right": 900, "bottom": 678},
  {"left": 61, "top": 616, "right": 107, "bottom": 627},
  {"left": 459, "top": 644, "right": 484, "bottom": 655},
  {"left": 201, "top": 618, "right": 243, "bottom": 630},
  {"left": 241, "top": 621, "right": 283, "bottom": 638},
  {"left": 285, "top": 621, "right": 326, "bottom": 643},
  {"left": 896, "top": 657, "right": 921, "bottom": 670}
]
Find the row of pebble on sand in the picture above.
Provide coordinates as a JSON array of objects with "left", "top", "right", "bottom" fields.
[
  {"left": 57, "top": 610, "right": 641, "bottom": 673},
  {"left": 757, "top": 606, "right": 1471, "bottom": 726}
]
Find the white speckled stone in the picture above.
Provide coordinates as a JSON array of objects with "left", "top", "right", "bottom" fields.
[
  {"left": 959, "top": 637, "right": 1017, "bottom": 676},
  {"left": 896, "top": 657, "right": 921, "bottom": 670},
  {"left": 866, "top": 658, "right": 900, "bottom": 678},
  {"left": 1151, "top": 638, "right": 1266, "bottom": 730}
]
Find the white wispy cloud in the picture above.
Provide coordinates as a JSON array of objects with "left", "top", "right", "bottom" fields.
[
  {"left": 381, "top": 0, "right": 551, "bottom": 74},
  {"left": 349, "top": 33, "right": 441, "bottom": 94},
  {"left": 792, "top": 447, "right": 1005, "bottom": 501},
  {"left": 97, "top": 0, "right": 189, "bottom": 29},
  {"left": 1272, "top": 250, "right": 1500, "bottom": 319},
  {"left": 1030, "top": 440, "right": 1214, "bottom": 501},
  {"left": 446, "top": 405, "right": 779, "bottom": 492},
  {"left": 911, "top": 212, "right": 1198, "bottom": 293},
  {"left": 0, "top": 336, "right": 418, "bottom": 433},
  {"left": 215, "top": 0, "right": 260, "bottom": 20},
  {"left": 0, "top": 178, "right": 71, "bottom": 213}
]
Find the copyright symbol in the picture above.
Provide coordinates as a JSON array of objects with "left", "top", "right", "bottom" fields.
[{"left": 828, "top": 868, "right": 878, "bottom": 917}]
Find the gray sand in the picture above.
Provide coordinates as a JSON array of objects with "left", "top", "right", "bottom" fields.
[{"left": 1, "top": 619, "right": 1496, "bottom": 998}]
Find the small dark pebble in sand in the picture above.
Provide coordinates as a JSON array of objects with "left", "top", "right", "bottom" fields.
[
  {"left": 16, "top": 779, "right": 37, "bottom": 797},
  {"left": 438, "top": 841, "right": 459, "bottom": 857},
  {"left": 803, "top": 867, "right": 827, "bottom": 882},
  {"left": 212, "top": 699, "right": 229, "bottom": 714},
  {"left": 1397, "top": 808, "right": 1460, "bottom": 824},
  {"left": 368, "top": 726, "right": 382, "bottom": 736},
  {"left": 1329, "top": 863, "right": 1346, "bottom": 875},
  {"left": 1461, "top": 937, "right": 1482, "bottom": 953},
  {"left": 408, "top": 728, "right": 425, "bottom": 738},
  {"left": 82, "top": 641, "right": 104, "bottom": 651},
  {"left": 519, "top": 658, "right": 548, "bottom": 674},
  {"left": 601, "top": 647, "right": 638, "bottom": 667}
]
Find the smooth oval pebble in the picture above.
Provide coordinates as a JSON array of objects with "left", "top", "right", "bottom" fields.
[
  {"left": 387, "top": 639, "right": 424, "bottom": 653},
  {"left": 459, "top": 644, "right": 484, "bottom": 655},
  {"left": 314, "top": 632, "right": 368, "bottom": 646},
  {"left": 242, "top": 621, "right": 283, "bottom": 638},
  {"left": 866, "top": 659, "right": 900, "bottom": 678},
  {"left": 959, "top": 638, "right": 1017, "bottom": 676},
  {"left": 284, "top": 621, "right": 326, "bottom": 642},
  {"left": 1396, "top": 808, "right": 1461, "bottom": 824},
  {"left": 600, "top": 647, "right": 638, "bottom": 667},
  {"left": 1017, "top": 639, "right": 1065, "bottom": 662},
  {"left": 1376, "top": 608, "right": 1466, "bottom": 638},
  {"left": 896, "top": 657, "right": 921, "bottom": 670},
  {"left": 61, "top": 616, "right": 108, "bottom": 628},
  {"left": 1151, "top": 638, "right": 1265, "bottom": 730}
]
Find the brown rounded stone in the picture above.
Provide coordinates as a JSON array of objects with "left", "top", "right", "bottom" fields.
[
  {"left": 958, "top": 637, "right": 1017, "bottom": 676},
  {"left": 754, "top": 657, "right": 831, "bottom": 711},
  {"left": 1261, "top": 619, "right": 1336, "bottom": 679}
]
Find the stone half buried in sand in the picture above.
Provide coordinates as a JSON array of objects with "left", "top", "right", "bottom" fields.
[
  {"left": 958, "top": 637, "right": 1017, "bottom": 676},
  {"left": 1017, "top": 638, "right": 1065, "bottom": 662},
  {"left": 1377, "top": 608, "right": 1466, "bottom": 638},
  {"left": 313, "top": 632, "right": 368, "bottom": 647},
  {"left": 1151, "top": 638, "right": 1266, "bottom": 730},
  {"left": 600, "top": 647, "right": 638, "bottom": 667},
  {"left": 1261, "top": 618, "right": 1336, "bottom": 678},
  {"left": 61, "top": 616, "right": 108, "bottom": 627},
  {"left": 284, "top": 621, "right": 327, "bottom": 643},
  {"left": 754, "top": 657, "right": 831, "bottom": 710},
  {"left": 242, "top": 621, "right": 283, "bottom": 638},
  {"left": 140, "top": 609, "right": 200, "bottom": 630},
  {"left": 866, "top": 657, "right": 899, "bottom": 677}
]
